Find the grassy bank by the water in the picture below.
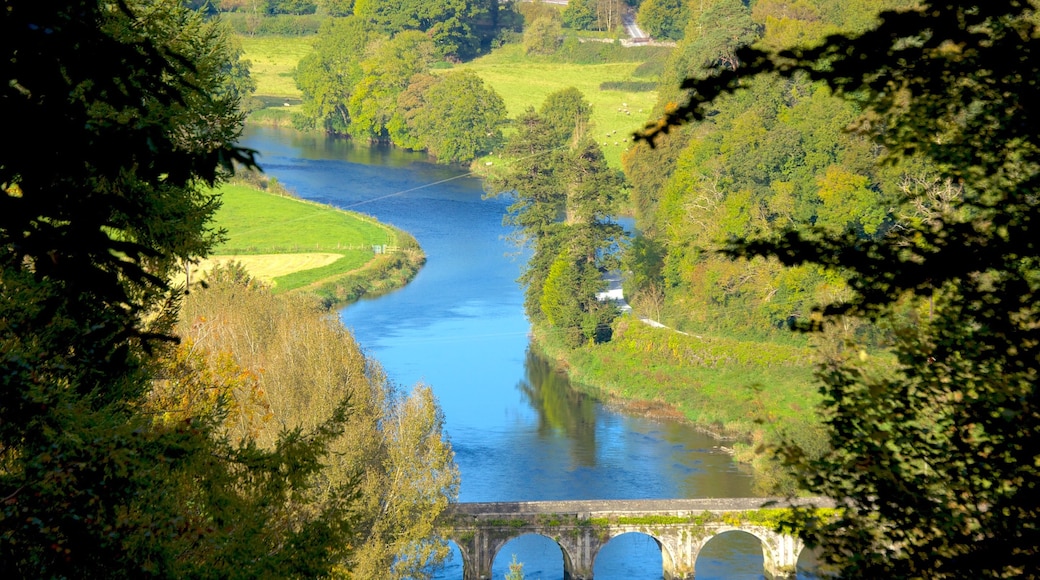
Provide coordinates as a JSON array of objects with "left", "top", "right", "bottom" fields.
[
  {"left": 533, "top": 317, "right": 825, "bottom": 490},
  {"left": 198, "top": 184, "right": 423, "bottom": 306}
]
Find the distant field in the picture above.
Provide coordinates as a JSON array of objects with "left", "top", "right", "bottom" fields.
[
  {"left": 456, "top": 45, "right": 659, "bottom": 167},
  {"left": 237, "top": 35, "right": 660, "bottom": 167},
  {"left": 199, "top": 184, "right": 395, "bottom": 291},
  {"left": 238, "top": 35, "right": 312, "bottom": 98}
]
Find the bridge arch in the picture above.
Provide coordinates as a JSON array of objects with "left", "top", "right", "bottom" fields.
[
  {"left": 491, "top": 533, "right": 570, "bottom": 579},
  {"left": 593, "top": 530, "right": 671, "bottom": 579},
  {"left": 695, "top": 526, "right": 804, "bottom": 579}
]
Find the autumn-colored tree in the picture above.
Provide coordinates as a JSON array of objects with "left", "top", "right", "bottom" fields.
[{"left": 180, "top": 271, "right": 460, "bottom": 579}]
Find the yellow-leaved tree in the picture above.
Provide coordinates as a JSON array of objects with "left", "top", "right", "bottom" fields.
[{"left": 177, "top": 265, "right": 460, "bottom": 579}]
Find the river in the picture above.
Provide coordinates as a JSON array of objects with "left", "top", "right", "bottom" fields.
[{"left": 239, "top": 126, "right": 818, "bottom": 579}]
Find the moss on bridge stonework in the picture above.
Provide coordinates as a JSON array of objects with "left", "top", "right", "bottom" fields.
[{"left": 444, "top": 507, "right": 839, "bottom": 539}]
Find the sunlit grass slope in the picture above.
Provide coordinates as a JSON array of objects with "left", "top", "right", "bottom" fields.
[
  {"left": 238, "top": 35, "right": 312, "bottom": 99},
  {"left": 457, "top": 44, "right": 659, "bottom": 167},
  {"left": 197, "top": 184, "right": 395, "bottom": 292}
]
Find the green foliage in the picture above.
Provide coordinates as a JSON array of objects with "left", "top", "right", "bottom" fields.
[
  {"left": 316, "top": 0, "right": 355, "bottom": 16},
  {"left": 221, "top": 12, "right": 324, "bottom": 35},
  {"left": 652, "top": 0, "right": 1040, "bottom": 576},
  {"left": 636, "top": 0, "right": 688, "bottom": 40},
  {"left": 626, "top": 68, "right": 901, "bottom": 338},
  {"left": 348, "top": 31, "right": 436, "bottom": 140},
  {"left": 617, "top": 515, "right": 691, "bottom": 525},
  {"left": 294, "top": 17, "right": 505, "bottom": 159},
  {"left": 0, "top": 0, "right": 367, "bottom": 576},
  {"left": 523, "top": 16, "right": 563, "bottom": 56},
  {"left": 560, "top": 0, "right": 625, "bottom": 32},
  {"left": 538, "top": 86, "right": 593, "bottom": 143},
  {"left": 487, "top": 97, "right": 623, "bottom": 343},
  {"left": 409, "top": 70, "right": 508, "bottom": 163},
  {"left": 354, "top": 0, "right": 496, "bottom": 59},
  {"left": 562, "top": 0, "right": 596, "bottom": 31},
  {"left": 294, "top": 16, "right": 373, "bottom": 132}
]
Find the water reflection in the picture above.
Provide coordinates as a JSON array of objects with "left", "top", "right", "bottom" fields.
[
  {"left": 696, "top": 531, "right": 766, "bottom": 580},
  {"left": 519, "top": 349, "right": 598, "bottom": 468}
]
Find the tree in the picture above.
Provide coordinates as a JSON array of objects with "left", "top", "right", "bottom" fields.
[
  {"left": 684, "top": 0, "right": 760, "bottom": 72},
  {"left": 562, "top": 0, "right": 597, "bottom": 30},
  {"left": 179, "top": 272, "right": 460, "bottom": 580},
  {"left": 410, "top": 70, "right": 507, "bottom": 164},
  {"left": 487, "top": 109, "right": 568, "bottom": 317},
  {"left": 636, "top": 0, "right": 688, "bottom": 40},
  {"left": 646, "top": 0, "right": 1040, "bottom": 576},
  {"left": 316, "top": 0, "right": 355, "bottom": 15},
  {"left": 1, "top": 0, "right": 361, "bottom": 576},
  {"left": 347, "top": 30, "right": 436, "bottom": 141},
  {"left": 523, "top": 15, "right": 563, "bottom": 55},
  {"left": 354, "top": 0, "right": 492, "bottom": 59},
  {"left": 505, "top": 554, "right": 525, "bottom": 580},
  {"left": 538, "top": 86, "right": 593, "bottom": 144},
  {"left": 487, "top": 98, "right": 622, "bottom": 345},
  {"left": 294, "top": 15, "right": 374, "bottom": 132}
]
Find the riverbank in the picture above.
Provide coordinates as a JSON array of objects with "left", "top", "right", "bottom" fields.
[
  {"left": 196, "top": 181, "right": 424, "bottom": 308},
  {"left": 531, "top": 318, "right": 826, "bottom": 492}
]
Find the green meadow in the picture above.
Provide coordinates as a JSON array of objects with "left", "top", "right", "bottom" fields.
[
  {"left": 456, "top": 44, "right": 659, "bottom": 166},
  {"left": 200, "top": 184, "right": 398, "bottom": 293},
  {"left": 237, "top": 36, "right": 660, "bottom": 167},
  {"left": 238, "top": 35, "right": 311, "bottom": 99}
]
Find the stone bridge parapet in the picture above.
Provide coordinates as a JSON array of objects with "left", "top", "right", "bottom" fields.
[{"left": 442, "top": 497, "right": 833, "bottom": 580}]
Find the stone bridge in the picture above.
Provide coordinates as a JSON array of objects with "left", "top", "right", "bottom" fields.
[{"left": 442, "top": 497, "right": 832, "bottom": 580}]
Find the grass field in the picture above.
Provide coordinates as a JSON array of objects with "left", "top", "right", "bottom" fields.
[
  {"left": 239, "top": 35, "right": 312, "bottom": 99},
  {"left": 237, "top": 36, "right": 660, "bottom": 167},
  {"left": 200, "top": 184, "right": 396, "bottom": 292},
  {"left": 455, "top": 44, "right": 659, "bottom": 167}
]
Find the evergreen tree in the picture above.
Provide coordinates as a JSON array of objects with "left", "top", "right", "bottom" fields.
[{"left": 488, "top": 92, "right": 622, "bottom": 345}]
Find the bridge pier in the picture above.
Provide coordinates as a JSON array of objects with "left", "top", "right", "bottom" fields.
[{"left": 761, "top": 529, "right": 802, "bottom": 579}]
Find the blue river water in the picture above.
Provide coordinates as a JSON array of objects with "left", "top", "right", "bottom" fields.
[{"left": 239, "top": 126, "right": 820, "bottom": 579}]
